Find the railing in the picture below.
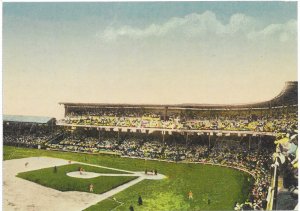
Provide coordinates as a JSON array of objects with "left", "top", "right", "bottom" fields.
[{"left": 266, "top": 157, "right": 279, "bottom": 210}]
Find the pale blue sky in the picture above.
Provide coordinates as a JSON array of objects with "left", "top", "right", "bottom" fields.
[
  {"left": 3, "top": 2, "right": 298, "bottom": 118},
  {"left": 3, "top": 2, "right": 297, "bottom": 24}
]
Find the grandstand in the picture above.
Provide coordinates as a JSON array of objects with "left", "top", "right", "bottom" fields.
[
  {"left": 57, "top": 81, "right": 297, "bottom": 136},
  {"left": 3, "top": 115, "right": 59, "bottom": 149},
  {"left": 3, "top": 81, "right": 298, "bottom": 210}
]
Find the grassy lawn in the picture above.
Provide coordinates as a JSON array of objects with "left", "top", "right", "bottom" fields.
[
  {"left": 4, "top": 146, "right": 253, "bottom": 210},
  {"left": 17, "top": 163, "right": 137, "bottom": 194},
  {"left": 87, "top": 164, "right": 252, "bottom": 211},
  {"left": 91, "top": 198, "right": 122, "bottom": 210}
]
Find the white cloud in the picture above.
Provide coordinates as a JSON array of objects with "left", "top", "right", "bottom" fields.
[
  {"left": 227, "top": 13, "right": 257, "bottom": 34},
  {"left": 246, "top": 19, "right": 297, "bottom": 43},
  {"left": 99, "top": 11, "right": 296, "bottom": 43}
]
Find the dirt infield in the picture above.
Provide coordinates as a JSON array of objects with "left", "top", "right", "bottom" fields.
[
  {"left": 66, "top": 171, "right": 166, "bottom": 180},
  {"left": 3, "top": 157, "right": 104, "bottom": 211},
  {"left": 66, "top": 171, "right": 135, "bottom": 178},
  {"left": 3, "top": 157, "right": 166, "bottom": 211}
]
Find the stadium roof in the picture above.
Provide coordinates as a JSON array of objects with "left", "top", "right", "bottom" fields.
[
  {"left": 59, "top": 81, "right": 297, "bottom": 110},
  {"left": 261, "top": 81, "right": 297, "bottom": 107},
  {"left": 3, "top": 115, "right": 55, "bottom": 124}
]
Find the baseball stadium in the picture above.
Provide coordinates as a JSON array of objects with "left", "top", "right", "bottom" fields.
[
  {"left": 3, "top": 2, "right": 298, "bottom": 211},
  {"left": 3, "top": 81, "right": 298, "bottom": 211}
]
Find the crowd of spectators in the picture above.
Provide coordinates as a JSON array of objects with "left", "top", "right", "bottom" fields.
[
  {"left": 4, "top": 134, "right": 50, "bottom": 148},
  {"left": 270, "top": 132, "right": 298, "bottom": 209},
  {"left": 3, "top": 121, "right": 64, "bottom": 148},
  {"left": 45, "top": 135, "right": 119, "bottom": 153},
  {"left": 184, "top": 112, "right": 297, "bottom": 133},
  {"left": 61, "top": 115, "right": 182, "bottom": 129},
  {"left": 3, "top": 126, "right": 61, "bottom": 148},
  {"left": 60, "top": 108, "right": 297, "bottom": 133}
]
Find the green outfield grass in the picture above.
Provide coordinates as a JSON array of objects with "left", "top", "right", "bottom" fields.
[
  {"left": 4, "top": 146, "right": 254, "bottom": 210},
  {"left": 17, "top": 163, "right": 137, "bottom": 194}
]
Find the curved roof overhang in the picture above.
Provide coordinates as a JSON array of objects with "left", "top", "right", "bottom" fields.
[{"left": 59, "top": 81, "right": 297, "bottom": 110}]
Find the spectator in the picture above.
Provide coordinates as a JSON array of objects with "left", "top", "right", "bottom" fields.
[{"left": 138, "top": 195, "right": 143, "bottom": 205}]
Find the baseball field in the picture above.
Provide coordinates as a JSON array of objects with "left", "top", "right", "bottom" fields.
[{"left": 4, "top": 146, "right": 253, "bottom": 211}]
